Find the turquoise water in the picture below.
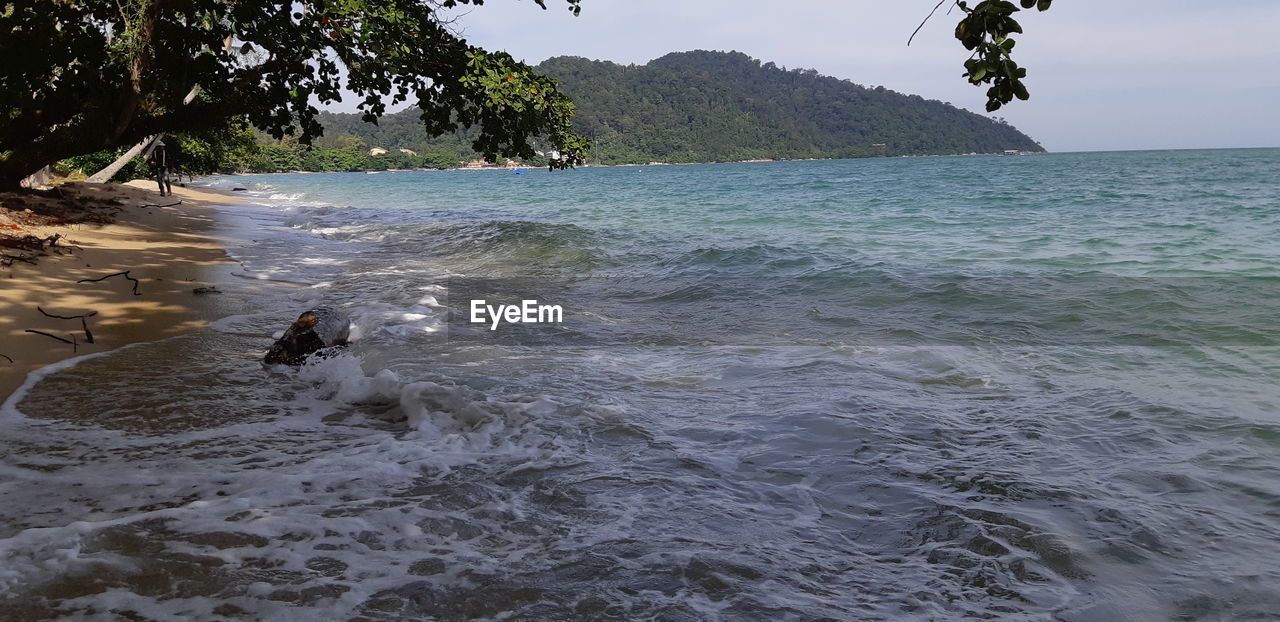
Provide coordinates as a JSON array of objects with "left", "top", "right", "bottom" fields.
[{"left": 2, "top": 150, "right": 1279, "bottom": 620}]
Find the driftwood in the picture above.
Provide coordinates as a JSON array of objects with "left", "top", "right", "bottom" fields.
[
  {"left": 25, "top": 329, "right": 79, "bottom": 352},
  {"left": 0, "top": 232, "right": 67, "bottom": 267},
  {"left": 37, "top": 307, "right": 96, "bottom": 344},
  {"left": 1, "top": 253, "right": 36, "bottom": 266},
  {"left": 25, "top": 329, "right": 73, "bottom": 345},
  {"left": 77, "top": 270, "right": 141, "bottom": 296},
  {"left": 0, "top": 354, "right": 13, "bottom": 364},
  {"left": 139, "top": 201, "right": 182, "bottom": 208},
  {"left": 37, "top": 306, "right": 97, "bottom": 320}
]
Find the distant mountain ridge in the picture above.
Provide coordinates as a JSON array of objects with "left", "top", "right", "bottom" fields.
[{"left": 315, "top": 50, "right": 1044, "bottom": 165}]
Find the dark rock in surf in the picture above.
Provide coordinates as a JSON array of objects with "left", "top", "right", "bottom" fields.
[{"left": 264, "top": 307, "right": 351, "bottom": 366}]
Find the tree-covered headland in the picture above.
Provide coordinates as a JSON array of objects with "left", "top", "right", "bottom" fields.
[{"left": 251, "top": 51, "right": 1044, "bottom": 171}]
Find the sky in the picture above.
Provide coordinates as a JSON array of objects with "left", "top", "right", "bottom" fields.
[{"left": 336, "top": 1, "right": 1280, "bottom": 153}]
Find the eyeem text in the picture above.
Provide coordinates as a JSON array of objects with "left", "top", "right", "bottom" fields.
[{"left": 470, "top": 299, "right": 564, "bottom": 330}]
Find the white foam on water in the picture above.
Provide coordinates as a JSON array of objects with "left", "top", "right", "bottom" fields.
[
  {"left": 0, "top": 175, "right": 583, "bottom": 615},
  {"left": 0, "top": 340, "right": 594, "bottom": 618},
  {"left": 0, "top": 350, "right": 116, "bottom": 423},
  {"left": 346, "top": 300, "right": 445, "bottom": 340}
]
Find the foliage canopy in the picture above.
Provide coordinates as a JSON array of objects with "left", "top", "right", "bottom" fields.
[
  {"left": 948, "top": 0, "right": 1053, "bottom": 112},
  {"left": 0, "top": 0, "right": 590, "bottom": 187}
]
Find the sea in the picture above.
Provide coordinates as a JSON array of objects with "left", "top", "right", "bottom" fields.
[{"left": 2, "top": 149, "right": 1279, "bottom": 621}]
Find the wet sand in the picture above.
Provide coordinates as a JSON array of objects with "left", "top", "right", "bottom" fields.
[{"left": 0, "top": 181, "right": 241, "bottom": 400}]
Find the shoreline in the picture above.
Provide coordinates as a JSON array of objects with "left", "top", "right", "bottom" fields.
[
  {"left": 210, "top": 150, "right": 1052, "bottom": 178},
  {"left": 0, "top": 180, "right": 243, "bottom": 400}
]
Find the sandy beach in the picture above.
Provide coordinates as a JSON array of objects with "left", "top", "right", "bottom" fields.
[{"left": 0, "top": 180, "right": 241, "bottom": 400}]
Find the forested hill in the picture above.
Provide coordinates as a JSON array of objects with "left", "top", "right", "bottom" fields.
[
  {"left": 536, "top": 51, "right": 1043, "bottom": 162},
  {"left": 314, "top": 50, "right": 1043, "bottom": 165}
]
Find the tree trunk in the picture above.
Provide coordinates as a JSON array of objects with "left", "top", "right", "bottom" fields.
[
  {"left": 20, "top": 166, "right": 54, "bottom": 189},
  {"left": 86, "top": 87, "right": 200, "bottom": 183},
  {"left": 0, "top": 161, "right": 36, "bottom": 192},
  {"left": 86, "top": 135, "right": 162, "bottom": 183}
]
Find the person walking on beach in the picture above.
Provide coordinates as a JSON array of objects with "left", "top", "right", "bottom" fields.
[{"left": 151, "top": 140, "right": 172, "bottom": 196}]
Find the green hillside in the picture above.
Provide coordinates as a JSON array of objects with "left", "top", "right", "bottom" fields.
[{"left": 294, "top": 50, "right": 1045, "bottom": 167}]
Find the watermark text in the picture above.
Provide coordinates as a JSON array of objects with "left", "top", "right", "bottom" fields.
[{"left": 470, "top": 299, "right": 564, "bottom": 330}]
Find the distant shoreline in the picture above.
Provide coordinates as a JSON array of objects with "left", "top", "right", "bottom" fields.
[
  {"left": 216, "top": 146, "right": 1280, "bottom": 177},
  {"left": 223, "top": 146, "right": 1280, "bottom": 179},
  {"left": 218, "top": 150, "right": 1053, "bottom": 177}
]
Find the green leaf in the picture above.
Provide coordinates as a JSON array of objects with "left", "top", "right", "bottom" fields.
[{"left": 1013, "top": 80, "right": 1030, "bottom": 100}]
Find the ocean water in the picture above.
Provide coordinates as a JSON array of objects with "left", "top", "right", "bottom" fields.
[{"left": 3, "top": 149, "right": 1280, "bottom": 620}]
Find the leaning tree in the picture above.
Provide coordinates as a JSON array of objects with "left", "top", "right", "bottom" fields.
[{"left": 0, "top": 0, "right": 591, "bottom": 189}]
